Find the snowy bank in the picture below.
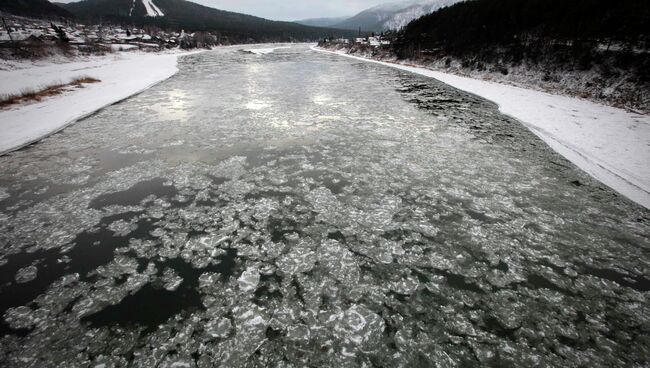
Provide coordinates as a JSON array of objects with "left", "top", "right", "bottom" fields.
[
  {"left": 243, "top": 46, "right": 292, "bottom": 55},
  {"left": 0, "top": 51, "right": 194, "bottom": 155},
  {"left": 312, "top": 46, "right": 650, "bottom": 209}
]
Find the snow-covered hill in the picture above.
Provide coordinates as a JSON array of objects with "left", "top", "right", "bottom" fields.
[
  {"left": 383, "top": 0, "right": 461, "bottom": 30},
  {"left": 137, "top": 0, "right": 165, "bottom": 17},
  {"left": 58, "top": 0, "right": 353, "bottom": 43},
  {"left": 334, "top": 0, "right": 463, "bottom": 32},
  {"left": 58, "top": 0, "right": 168, "bottom": 19}
]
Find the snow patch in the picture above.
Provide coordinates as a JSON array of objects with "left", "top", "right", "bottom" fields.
[
  {"left": 110, "top": 44, "right": 139, "bottom": 51},
  {"left": 243, "top": 46, "right": 291, "bottom": 55},
  {"left": 0, "top": 51, "right": 199, "bottom": 155},
  {"left": 129, "top": 0, "right": 136, "bottom": 16},
  {"left": 141, "top": 0, "right": 165, "bottom": 17}
]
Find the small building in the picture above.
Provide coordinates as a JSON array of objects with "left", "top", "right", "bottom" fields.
[
  {"left": 20, "top": 35, "right": 44, "bottom": 45},
  {"left": 368, "top": 37, "right": 380, "bottom": 47}
]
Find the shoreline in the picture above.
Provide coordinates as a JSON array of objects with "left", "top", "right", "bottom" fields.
[
  {"left": 312, "top": 46, "right": 650, "bottom": 209},
  {"left": 0, "top": 50, "right": 201, "bottom": 156},
  {"left": 0, "top": 43, "right": 308, "bottom": 157}
]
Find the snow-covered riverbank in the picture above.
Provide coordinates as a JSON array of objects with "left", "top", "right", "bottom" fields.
[
  {"left": 0, "top": 51, "right": 195, "bottom": 155},
  {"left": 312, "top": 46, "right": 650, "bottom": 209}
]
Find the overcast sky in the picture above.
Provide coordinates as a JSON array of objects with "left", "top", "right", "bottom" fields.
[{"left": 54, "top": 0, "right": 390, "bottom": 21}]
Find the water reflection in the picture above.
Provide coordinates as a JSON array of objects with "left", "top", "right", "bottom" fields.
[{"left": 149, "top": 88, "right": 190, "bottom": 122}]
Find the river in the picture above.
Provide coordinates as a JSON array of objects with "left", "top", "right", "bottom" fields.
[{"left": 0, "top": 45, "right": 648, "bottom": 367}]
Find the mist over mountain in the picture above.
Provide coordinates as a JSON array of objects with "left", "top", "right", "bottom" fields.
[
  {"left": 294, "top": 16, "right": 350, "bottom": 28},
  {"left": 333, "top": 0, "right": 462, "bottom": 32}
]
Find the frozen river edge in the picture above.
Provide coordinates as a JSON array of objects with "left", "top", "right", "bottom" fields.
[
  {"left": 312, "top": 46, "right": 650, "bottom": 209},
  {"left": 0, "top": 45, "right": 294, "bottom": 156},
  {"left": 0, "top": 51, "right": 196, "bottom": 156}
]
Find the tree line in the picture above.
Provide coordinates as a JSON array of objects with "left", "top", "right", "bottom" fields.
[
  {"left": 61, "top": 0, "right": 356, "bottom": 44},
  {"left": 394, "top": 0, "right": 650, "bottom": 57}
]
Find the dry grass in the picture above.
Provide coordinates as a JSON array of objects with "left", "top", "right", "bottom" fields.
[{"left": 0, "top": 77, "right": 101, "bottom": 110}]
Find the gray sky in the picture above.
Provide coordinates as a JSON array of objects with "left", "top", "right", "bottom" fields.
[{"left": 54, "top": 0, "right": 390, "bottom": 21}]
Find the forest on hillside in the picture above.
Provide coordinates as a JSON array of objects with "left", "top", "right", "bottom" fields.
[
  {"left": 393, "top": 0, "right": 649, "bottom": 71},
  {"left": 0, "top": 0, "right": 73, "bottom": 19},
  {"left": 61, "top": 0, "right": 354, "bottom": 43},
  {"left": 396, "top": 0, "right": 649, "bottom": 54},
  {"left": 386, "top": 0, "right": 650, "bottom": 110}
]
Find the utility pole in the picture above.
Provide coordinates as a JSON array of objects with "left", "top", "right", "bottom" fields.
[
  {"left": 2, "top": 17, "right": 17, "bottom": 51},
  {"left": 2, "top": 17, "right": 14, "bottom": 43}
]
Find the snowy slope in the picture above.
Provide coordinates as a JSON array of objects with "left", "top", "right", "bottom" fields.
[
  {"left": 334, "top": 0, "right": 463, "bottom": 31},
  {"left": 0, "top": 51, "right": 197, "bottom": 155},
  {"left": 313, "top": 46, "right": 650, "bottom": 209},
  {"left": 65, "top": 0, "right": 166, "bottom": 18},
  {"left": 141, "top": 0, "right": 164, "bottom": 17},
  {"left": 243, "top": 46, "right": 291, "bottom": 55},
  {"left": 129, "top": 0, "right": 164, "bottom": 17},
  {"left": 383, "top": 0, "right": 461, "bottom": 30}
]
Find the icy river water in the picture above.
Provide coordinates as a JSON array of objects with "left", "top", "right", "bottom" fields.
[{"left": 0, "top": 45, "right": 649, "bottom": 367}]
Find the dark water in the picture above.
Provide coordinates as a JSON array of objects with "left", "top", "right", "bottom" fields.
[{"left": 0, "top": 45, "right": 648, "bottom": 367}]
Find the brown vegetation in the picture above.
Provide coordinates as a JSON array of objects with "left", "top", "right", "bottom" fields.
[{"left": 0, "top": 77, "right": 100, "bottom": 110}]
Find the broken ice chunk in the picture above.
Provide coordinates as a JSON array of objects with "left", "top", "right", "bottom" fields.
[
  {"left": 333, "top": 304, "right": 385, "bottom": 351},
  {"left": 150, "top": 227, "right": 166, "bottom": 237},
  {"left": 161, "top": 268, "right": 184, "bottom": 291},
  {"left": 286, "top": 324, "right": 311, "bottom": 343},
  {"left": 389, "top": 275, "right": 420, "bottom": 295},
  {"left": 15, "top": 265, "right": 38, "bottom": 284},
  {"left": 318, "top": 240, "right": 360, "bottom": 285},
  {"left": 205, "top": 317, "right": 232, "bottom": 339},
  {"left": 217, "top": 304, "right": 269, "bottom": 366},
  {"left": 198, "top": 272, "right": 220, "bottom": 288},
  {"left": 252, "top": 198, "right": 279, "bottom": 220},
  {"left": 238, "top": 266, "right": 260, "bottom": 292},
  {"left": 213, "top": 156, "right": 248, "bottom": 179},
  {"left": 108, "top": 218, "right": 138, "bottom": 237},
  {"left": 276, "top": 244, "right": 316, "bottom": 275},
  {"left": 158, "top": 358, "right": 193, "bottom": 368},
  {"left": 0, "top": 187, "right": 9, "bottom": 201},
  {"left": 445, "top": 314, "right": 477, "bottom": 336},
  {"left": 4, "top": 306, "right": 35, "bottom": 330}
]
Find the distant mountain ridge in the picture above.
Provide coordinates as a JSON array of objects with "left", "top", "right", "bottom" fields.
[
  {"left": 0, "top": 0, "right": 73, "bottom": 19},
  {"left": 384, "top": 0, "right": 462, "bottom": 30},
  {"left": 58, "top": 0, "right": 353, "bottom": 43},
  {"left": 333, "top": 0, "right": 463, "bottom": 32},
  {"left": 294, "top": 16, "right": 350, "bottom": 28}
]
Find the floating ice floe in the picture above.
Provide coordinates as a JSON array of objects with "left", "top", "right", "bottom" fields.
[
  {"left": 237, "top": 266, "right": 260, "bottom": 292},
  {"left": 14, "top": 265, "right": 38, "bottom": 284}
]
